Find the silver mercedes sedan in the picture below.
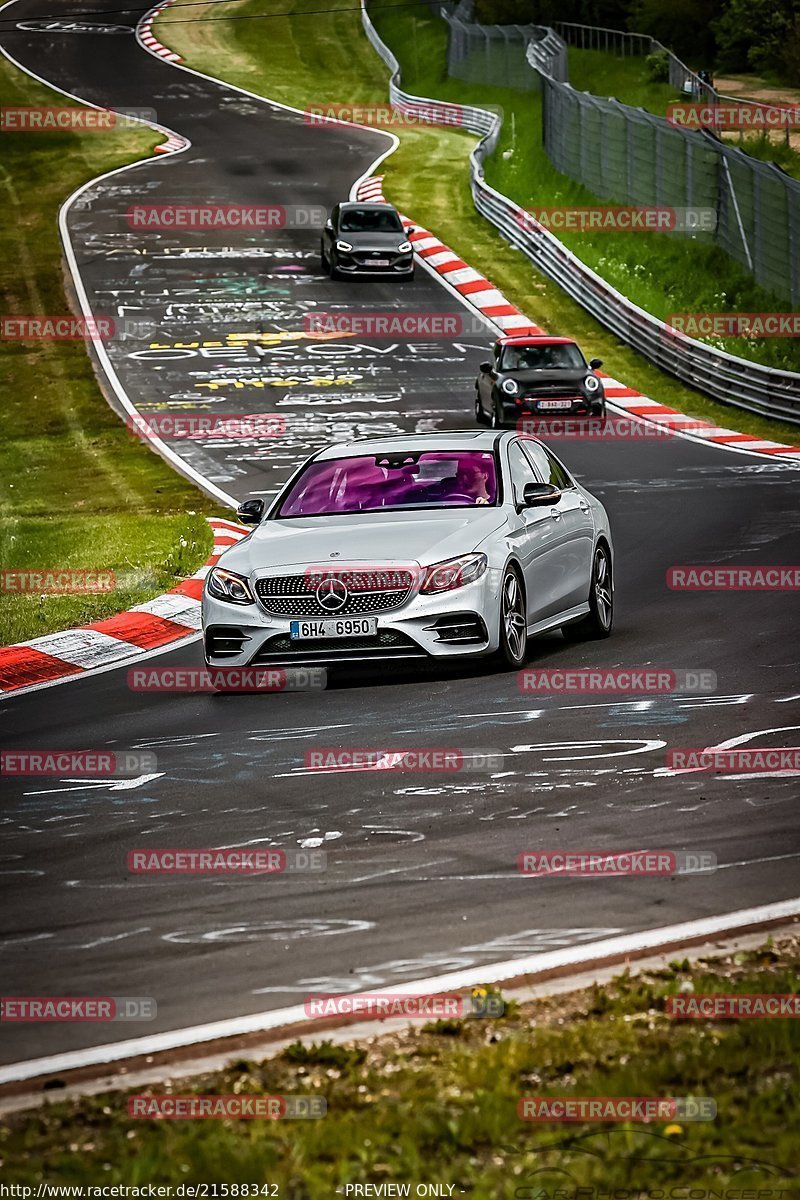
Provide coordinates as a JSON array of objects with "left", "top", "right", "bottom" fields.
[{"left": 202, "top": 431, "right": 613, "bottom": 671}]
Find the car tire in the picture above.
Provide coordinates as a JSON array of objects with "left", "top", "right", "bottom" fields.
[
  {"left": 320, "top": 241, "right": 329, "bottom": 273},
  {"left": 561, "top": 542, "right": 613, "bottom": 641},
  {"left": 475, "top": 391, "right": 488, "bottom": 425},
  {"left": 495, "top": 566, "right": 528, "bottom": 668}
]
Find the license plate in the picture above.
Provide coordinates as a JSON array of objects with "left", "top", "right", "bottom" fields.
[
  {"left": 289, "top": 618, "right": 378, "bottom": 640},
  {"left": 368, "top": 258, "right": 390, "bottom": 266},
  {"left": 538, "top": 399, "right": 573, "bottom": 411}
]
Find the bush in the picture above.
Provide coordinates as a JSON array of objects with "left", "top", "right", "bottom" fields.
[{"left": 645, "top": 49, "right": 670, "bottom": 80}]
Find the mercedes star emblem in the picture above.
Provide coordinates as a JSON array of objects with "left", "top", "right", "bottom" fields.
[{"left": 316, "top": 577, "right": 348, "bottom": 612}]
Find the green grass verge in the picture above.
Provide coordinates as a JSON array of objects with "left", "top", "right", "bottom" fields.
[
  {"left": 567, "top": 46, "right": 680, "bottom": 112},
  {"left": 0, "top": 57, "right": 216, "bottom": 647},
  {"left": 2, "top": 940, "right": 798, "bottom": 1191},
  {"left": 155, "top": 0, "right": 800, "bottom": 445}
]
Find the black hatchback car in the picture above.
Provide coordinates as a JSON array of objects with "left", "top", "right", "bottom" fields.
[
  {"left": 320, "top": 202, "right": 415, "bottom": 279},
  {"left": 475, "top": 335, "right": 606, "bottom": 428}
]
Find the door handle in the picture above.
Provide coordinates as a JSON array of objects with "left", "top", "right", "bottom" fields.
[
  {"left": 550, "top": 509, "right": 562, "bottom": 520},
  {"left": 579, "top": 503, "right": 590, "bottom": 513}
]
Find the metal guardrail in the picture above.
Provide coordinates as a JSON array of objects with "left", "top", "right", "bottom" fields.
[{"left": 360, "top": 2, "right": 800, "bottom": 424}]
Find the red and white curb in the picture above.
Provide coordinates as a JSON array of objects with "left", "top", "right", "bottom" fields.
[
  {"left": 137, "top": 0, "right": 190, "bottom": 152},
  {"left": 0, "top": 519, "right": 249, "bottom": 697},
  {"left": 138, "top": 0, "right": 181, "bottom": 65},
  {"left": 358, "top": 175, "right": 800, "bottom": 460},
  {"left": 153, "top": 130, "right": 189, "bottom": 154}
]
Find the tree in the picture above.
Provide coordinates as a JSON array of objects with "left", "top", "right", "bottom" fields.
[
  {"left": 713, "top": 0, "right": 800, "bottom": 78},
  {"left": 628, "top": 0, "right": 724, "bottom": 67}
]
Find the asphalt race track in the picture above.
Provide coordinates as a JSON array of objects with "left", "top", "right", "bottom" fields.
[{"left": 1, "top": 0, "right": 800, "bottom": 1072}]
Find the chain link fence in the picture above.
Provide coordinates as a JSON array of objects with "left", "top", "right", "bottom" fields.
[
  {"left": 538, "top": 78, "right": 800, "bottom": 304},
  {"left": 446, "top": 0, "right": 567, "bottom": 88}
]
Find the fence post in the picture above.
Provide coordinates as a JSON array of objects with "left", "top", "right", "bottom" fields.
[
  {"left": 722, "top": 156, "right": 754, "bottom": 271},
  {"left": 753, "top": 168, "right": 762, "bottom": 289},
  {"left": 790, "top": 194, "right": 799, "bottom": 306}
]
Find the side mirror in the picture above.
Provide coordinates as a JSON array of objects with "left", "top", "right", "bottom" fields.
[
  {"left": 324, "top": 219, "right": 333, "bottom": 231},
  {"left": 479, "top": 360, "right": 493, "bottom": 374},
  {"left": 522, "top": 482, "right": 561, "bottom": 508},
  {"left": 406, "top": 226, "right": 416, "bottom": 234},
  {"left": 236, "top": 498, "right": 265, "bottom": 525},
  {"left": 589, "top": 357, "right": 603, "bottom": 369}
]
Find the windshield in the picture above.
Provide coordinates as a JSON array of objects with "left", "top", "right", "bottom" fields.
[
  {"left": 500, "top": 343, "right": 585, "bottom": 371},
  {"left": 339, "top": 207, "right": 404, "bottom": 234},
  {"left": 276, "top": 451, "right": 499, "bottom": 517}
]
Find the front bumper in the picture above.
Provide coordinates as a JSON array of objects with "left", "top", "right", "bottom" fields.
[
  {"left": 202, "top": 571, "right": 500, "bottom": 667},
  {"left": 499, "top": 392, "right": 606, "bottom": 422},
  {"left": 335, "top": 251, "right": 414, "bottom": 276}
]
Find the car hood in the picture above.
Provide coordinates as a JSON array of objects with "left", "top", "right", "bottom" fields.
[
  {"left": 220, "top": 510, "right": 508, "bottom": 575},
  {"left": 338, "top": 230, "right": 407, "bottom": 249},
  {"left": 502, "top": 368, "right": 590, "bottom": 386}
]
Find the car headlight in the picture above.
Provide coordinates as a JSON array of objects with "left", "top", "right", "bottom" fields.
[
  {"left": 207, "top": 567, "right": 255, "bottom": 605},
  {"left": 335, "top": 239, "right": 353, "bottom": 252},
  {"left": 584, "top": 374, "right": 601, "bottom": 392},
  {"left": 420, "top": 553, "right": 488, "bottom": 595},
  {"left": 397, "top": 240, "right": 412, "bottom": 253},
  {"left": 501, "top": 378, "right": 519, "bottom": 396}
]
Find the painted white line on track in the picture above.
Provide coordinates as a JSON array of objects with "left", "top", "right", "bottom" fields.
[{"left": 1, "top": 896, "right": 799, "bottom": 1086}]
